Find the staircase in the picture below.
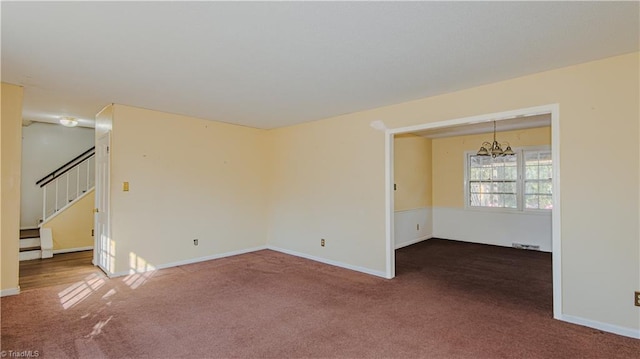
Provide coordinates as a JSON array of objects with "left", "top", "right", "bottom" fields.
[
  {"left": 20, "top": 229, "right": 40, "bottom": 260},
  {"left": 19, "top": 228, "right": 53, "bottom": 261},
  {"left": 20, "top": 147, "right": 95, "bottom": 261},
  {"left": 38, "top": 147, "right": 95, "bottom": 226}
]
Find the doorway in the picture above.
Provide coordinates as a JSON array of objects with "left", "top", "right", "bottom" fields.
[
  {"left": 385, "top": 104, "right": 562, "bottom": 319},
  {"left": 94, "top": 132, "right": 112, "bottom": 275}
]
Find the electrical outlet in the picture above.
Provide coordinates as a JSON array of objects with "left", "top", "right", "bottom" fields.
[
  {"left": 320, "top": 238, "right": 325, "bottom": 247},
  {"left": 635, "top": 291, "right": 640, "bottom": 307},
  {"left": 193, "top": 239, "right": 199, "bottom": 246}
]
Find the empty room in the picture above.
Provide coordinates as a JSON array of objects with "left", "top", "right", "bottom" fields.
[{"left": 2, "top": 2, "right": 639, "bottom": 358}]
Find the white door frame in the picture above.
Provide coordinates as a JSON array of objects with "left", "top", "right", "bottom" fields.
[
  {"left": 94, "top": 132, "right": 112, "bottom": 275},
  {"left": 384, "top": 104, "right": 562, "bottom": 320}
]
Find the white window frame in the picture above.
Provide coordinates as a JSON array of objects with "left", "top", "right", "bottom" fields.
[{"left": 464, "top": 145, "right": 552, "bottom": 213}]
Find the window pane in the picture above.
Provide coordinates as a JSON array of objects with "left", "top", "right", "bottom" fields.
[
  {"left": 525, "top": 195, "right": 539, "bottom": 209},
  {"left": 468, "top": 150, "right": 551, "bottom": 210},
  {"left": 480, "top": 194, "right": 491, "bottom": 207},
  {"left": 505, "top": 166, "right": 517, "bottom": 180},
  {"left": 480, "top": 168, "right": 492, "bottom": 180},
  {"left": 470, "top": 182, "right": 481, "bottom": 192},
  {"left": 504, "top": 194, "right": 517, "bottom": 208},
  {"left": 539, "top": 195, "right": 553, "bottom": 209},
  {"left": 491, "top": 194, "right": 504, "bottom": 207},
  {"left": 539, "top": 165, "right": 552, "bottom": 180},
  {"left": 539, "top": 181, "right": 552, "bottom": 194},
  {"left": 470, "top": 168, "right": 481, "bottom": 180}
]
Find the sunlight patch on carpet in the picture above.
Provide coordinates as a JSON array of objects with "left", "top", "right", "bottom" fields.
[
  {"left": 86, "top": 315, "right": 113, "bottom": 339},
  {"left": 58, "top": 273, "right": 105, "bottom": 309},
  {"left": 123, "top": 252, "right": 157, "bottom": 289}
]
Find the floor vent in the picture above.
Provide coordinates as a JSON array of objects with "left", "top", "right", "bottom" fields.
[{"left": 512, "top": 243, "right": 540, "bottom": 251}]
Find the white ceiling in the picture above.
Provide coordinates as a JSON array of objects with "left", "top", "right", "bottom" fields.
[{"left": 2, "top": 2, "right": 638, "bottom": 130}]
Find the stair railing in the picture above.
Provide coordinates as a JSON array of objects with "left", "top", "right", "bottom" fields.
[{"left": 37, "top": 147, "right": 95, "bottom": 225}]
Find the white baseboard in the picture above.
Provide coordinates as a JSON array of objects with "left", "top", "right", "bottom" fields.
[
  {"left": 0, "top": 287, "right": 20, "bottom": 297},
  {"left": 108, "top": 245, "right": 268, "bottom": 278},
  {"left": 54, "top": 246, "right": 94, "bottom": 254},
  {"left": 395, "top": 235, "right": 431, "bottom": 249},
  {"left": 267, "top": 245, "right": 387, "bottom": 278},
  {"left": 560, "top": 314, "right": 640, "bottom": 339}
]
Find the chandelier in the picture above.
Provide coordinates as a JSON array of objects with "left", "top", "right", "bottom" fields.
[{"left": 476, "top": 121, "right": 515, "bottom": 157}]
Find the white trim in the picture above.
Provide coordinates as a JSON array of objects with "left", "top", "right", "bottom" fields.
[
  {"left": 107, "top": 245, "right": 268, "bottom": 278},
  {"left": 388, "top": 105, "right": 557, "bottom": 135},
  {"left": 39, "top": 187, "right": 95, "bottom": 228},
  {"left": 268, "top": 245, "right": 388, "bottom": 278},
  {"left": 550, "top": 104, "right": 562, "bottom": 320},
  {"left": 385, "top": 104, "right": 562, "bottom": 321},
  {"left": 39, "top": 227, "right": 53, "bottom": 259},
  {"left": 384, "top": 129, "right": 395, "bottom": 279},
  {"left": 393, "top": 208, "right": 427, "bottom": 214},
  {"left": 53, "top": 246, "right": 93, "bottom": 254},
  {"left": 560, "top": 314, "right": 640, "bottom": 339},
  {"left": 0, "top": 287, "right": 20, "bottom": 297},
  {"left": 395, "top": 235, "right": 432, "bottom": 250}
]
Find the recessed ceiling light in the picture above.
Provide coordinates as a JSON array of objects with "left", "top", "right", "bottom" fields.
[{"left": 59, "top": 117, "right": 79, "bottom": 127}]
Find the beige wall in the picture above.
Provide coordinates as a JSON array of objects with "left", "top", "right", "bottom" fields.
[
  {"left": 267, "top": 52, "right": 639, "bottom": 331},
  {"left": 394, "top": 134, "right": 432, "bottom": 211},
  {"left": 42, "top": 189, "right": 94, "bottom": 251},
  {"left": 267, "top": 116, "right": 387, "bottom": 274},
  {"left": 432, "top": 127, "right": 551, "bottom": 208},
  {"left": 108, "top": 104, "right": 268, "bottom": 274},
  {"left": 1, "top": 83, "right": 23, "bottom": 294}
]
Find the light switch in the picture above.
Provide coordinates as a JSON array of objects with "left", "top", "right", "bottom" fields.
[{"left": 123, "top": 182, "right": 129, "bottom": 191}]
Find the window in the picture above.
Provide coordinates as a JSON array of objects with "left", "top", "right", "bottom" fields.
[
  {"left": 524, "top": 150, "right": 552, "bottom": 209},
  {"left": 466, "top": 147, "right": 552, "bottom": 211},
  {"left": 468, "top": 155, "right": 518, "bottom": 208}
]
